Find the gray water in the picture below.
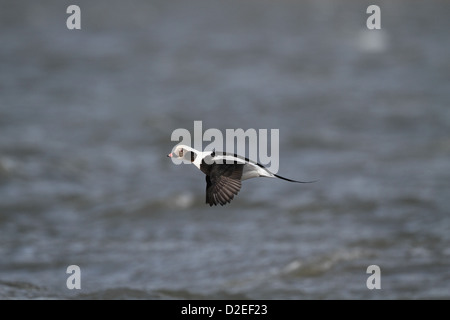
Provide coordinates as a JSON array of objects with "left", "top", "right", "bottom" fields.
[{"left": 1, "top": 0, "right": 450, "bottom": 299}]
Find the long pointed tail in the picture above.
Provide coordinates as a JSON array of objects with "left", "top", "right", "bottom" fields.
[{"left": 274, "top": 174, "right": 317, "bottom": 183}]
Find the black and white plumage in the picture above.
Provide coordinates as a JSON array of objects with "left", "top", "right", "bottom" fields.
[{"left": 167, "top": 144, "right": 315, "bottom": 206}]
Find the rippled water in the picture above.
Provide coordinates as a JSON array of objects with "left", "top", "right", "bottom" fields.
[{"left": 1, "top": 0, "right": 450, "bottom": 299}]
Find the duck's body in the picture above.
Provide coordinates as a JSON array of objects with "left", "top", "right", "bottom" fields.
[{"left": 168, "top": 145, "right": 314, "bottom": 206}]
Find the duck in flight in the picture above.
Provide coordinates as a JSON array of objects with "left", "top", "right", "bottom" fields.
[{"left": 167, "top": 144, "right": 315, "bottom": 206}]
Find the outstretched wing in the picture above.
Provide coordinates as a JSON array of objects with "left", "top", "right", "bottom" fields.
[{"left": 204, "top": 163, "right": 244, "bottom": 206}]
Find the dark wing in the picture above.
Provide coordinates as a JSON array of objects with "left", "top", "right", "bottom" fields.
[{"left": 204, "top": 163, "right": 244, "bottom": 206}]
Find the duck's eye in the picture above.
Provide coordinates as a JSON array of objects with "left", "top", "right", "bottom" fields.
[{"left": 179, "top": 148, "right": 184, "bottom": 157}]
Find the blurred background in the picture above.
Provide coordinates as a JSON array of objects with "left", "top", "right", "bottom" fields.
[{"left": 1, "top": 0, "right": 449, "bottom": 299}]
